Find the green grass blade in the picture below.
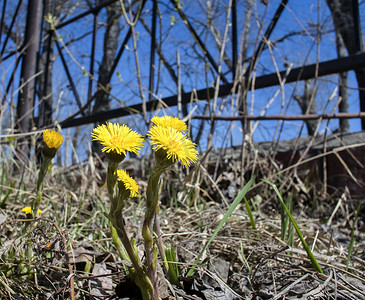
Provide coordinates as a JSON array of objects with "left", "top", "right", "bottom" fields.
[
  {"left": 240, "top": 240, "right": 251, "bottom": 275},
  {"left": 287, "top": 194, "right": 294, "bottom": 246},
  {"left": 1, "top": 181, "right": 15, "bottom": 208},
  {"left": 244, "top": 196, "right": 256, "bottom": 229},
  {"left": 280, "top": 197, "right": 287, "bottom": 240},
  {"left": 281, "top": 193, "right": 293, "bottom": 241},
  {"left": 186, "top": 176, "right": 256, "bottom": 277},
  {"left": 263, "top": 179, "right": 323, "bottom": 274},
  {"left": 0, "top": 161, "right": 5, "bottom": 197}
]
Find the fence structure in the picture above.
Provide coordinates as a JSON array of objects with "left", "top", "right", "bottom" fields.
[{"left": 1, "top": 0, "right": 365, "bottom": 139}]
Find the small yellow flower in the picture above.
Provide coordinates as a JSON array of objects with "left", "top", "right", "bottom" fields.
[
  {"left": 116, "top": 169, "right": 139, "bottom": 197},
  {"left": 91, "top": 123, "right": 144, "bottom": 156},
  {"left": 22, "top": 206, "right": 42, "bottom": 215},
  {"left": 151, "top": 116, "right": 187, "bottom": 132},
  {"left": 43, "top": 129, "right": 63, "bottom": 149},
  {"left": 148, "top": 125, "right": 198, "bottom": 168}
]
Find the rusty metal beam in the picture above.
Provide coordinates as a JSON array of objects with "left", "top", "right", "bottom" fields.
[
  {"left": 191, "top": 112, "right": 365, "bottom": 121},
  {"left": 60, "top": 51, "right": 365, "bottom": 129}
]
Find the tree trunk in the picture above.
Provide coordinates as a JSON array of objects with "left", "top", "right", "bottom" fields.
[
  {"left": 326, "top": 0, "right": 365, "bottom": 129},
  {"left": 16, "top": 0, "right": 43, "bottom": 159},
  {"left": 294, "top": 80, "right": 317, "bottom": 136},
  {"left": 238, "top": 0, "right": 254, "bottom": 135},
  {"left": 37, "top": 0, "right": 65, "bottom": 130},
  {"left": 336, "top": 31, "right": 349, "bottom": 132}
]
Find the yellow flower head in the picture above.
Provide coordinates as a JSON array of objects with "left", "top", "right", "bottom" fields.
[
  {"left": 43, "top": 129, "right": 63, "bottom": 149},
  {"left": 116, "top": 169, "right": 139, "bottom": 197},
  {"left": 151, "top": 116, "right": 187, "bottom": 132},
  {"left": 148, "top": 125, "right": 198, "bottom": 168},
  {"left": 91, "top": 123, "right": 144, "bottom": 156},
  {"left": 22, "top": 206, "right": 42, "bottom": 215}
]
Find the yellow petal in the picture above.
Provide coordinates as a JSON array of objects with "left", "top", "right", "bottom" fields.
[
  {"left": 151, "top": 116, "right": 187, "bottom": 132},
  {"left": 117, "top": 169, "right": 139, "bottom": 197},
  {"left": 148, "top": 125, "right": 198, "bottom": 168},
  {"left": 91, "top": 123, "right": 144, "bottom": 156}
]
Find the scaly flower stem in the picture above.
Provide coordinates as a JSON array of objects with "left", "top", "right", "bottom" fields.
[
  {"left": 114, "top": 216, "right": 154, "bottom": 300},
  {"left": 106, "top": 159, "right": 155, "bottom": 299},
  {"left": 142, "top": 168, "right": 165, "bottom": 300},
  {"left": 110, "top": 224, "right": 135, "bottom": 277},
  {"left": 107, "top": 161, "right": 119, "bottom": 201}
]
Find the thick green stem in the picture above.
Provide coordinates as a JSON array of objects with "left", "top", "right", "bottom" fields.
[
  {"left": 110, "top": 224, "right": 135, "bottom": 277},
  {"left": 107, "top": 161, "right": 119, "bottom": 201},
  {"left": 106, "top": 158, "right": 156, "bottom": 299},
  {"left": 114, "top": 216, "right": 155, "bottom": 299},
  {"left": 140, "top": 151, "right": 174, "bottom": 299},
  {"left": 143, "top": 169, "right": 163, "bottom": 299}
]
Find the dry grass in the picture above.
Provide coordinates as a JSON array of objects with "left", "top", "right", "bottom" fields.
[{"left": 0, "top": 140, "right": 364, "bottom": 299}]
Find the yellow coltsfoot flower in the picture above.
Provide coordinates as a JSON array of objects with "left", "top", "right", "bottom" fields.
[
  {"left": 43, "top": 129, "right": 63, "bottom": 149},
  {"left": 148, "top": 125, "right": 198, "bottom": 168},
  {"left": 22, "top": 206, "right": 42, "bottom": 215},
  {"left": 42, "top": 129, "right": 63, "bottom": 158},
  {"left": 151, "top": 115, "right": 187, "bottom": 132},
  {"left": 91, "top": 123, "right": 144, "bottom": 158},
  {"left": 116, "top": 169, "right": 139, "bottom": 198}
]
